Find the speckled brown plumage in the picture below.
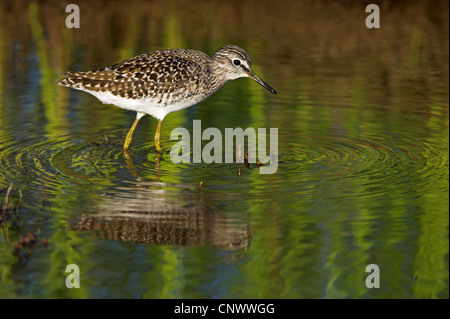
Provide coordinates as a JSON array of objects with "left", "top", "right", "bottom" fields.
[{"left": 60, "top": 49, "right": 216, "bottom": 105}]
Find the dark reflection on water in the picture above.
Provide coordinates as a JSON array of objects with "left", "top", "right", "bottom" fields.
[
  {"left": 0, "top": 0, "right": 448, "bottom": 298},
  {"left": 71, "top": 184, "right": 252, "bottom": 251}
]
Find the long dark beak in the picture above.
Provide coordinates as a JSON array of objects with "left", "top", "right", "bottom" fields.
[{"left": 247, "top": 71, "right": 277, "bottom": 95}]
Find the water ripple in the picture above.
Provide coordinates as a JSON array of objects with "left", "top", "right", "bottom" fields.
[
  {"left": 249, "top": 129, "right": 448, "bottom": 201},
  {"left": 0, "top": 124, "right": 447, "bottom": 206}
]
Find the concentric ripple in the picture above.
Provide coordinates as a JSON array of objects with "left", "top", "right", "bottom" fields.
[
  {"left": 0, "top": 121, "right": 448, "bottom": 207},
  {"left": 246, "top": 127, "right": 449, "bottom": 201},
  {"left": 0, "top": 131, "right": 162, "bottom": 200}
]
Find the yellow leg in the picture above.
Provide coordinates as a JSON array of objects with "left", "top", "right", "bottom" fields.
[
  {"left": 124, "top": 113, "right": 143, "bottom": 152},
  {"left": 154, "top": 120, "right": 162, "bottom": 153}
]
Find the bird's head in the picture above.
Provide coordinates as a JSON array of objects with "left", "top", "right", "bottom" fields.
[{"left": 212, "top": 45, "right": 277, "bottom": 95}]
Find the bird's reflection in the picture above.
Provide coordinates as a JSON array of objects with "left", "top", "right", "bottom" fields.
[
  {"left": 124, "top": 150, "right": 162, "bottom": 180},
  {"left": 71, "top": 182, "right": 252, "bottom": 251}
]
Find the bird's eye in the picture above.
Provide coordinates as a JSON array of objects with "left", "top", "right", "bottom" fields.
[{"left": 233, "top": 59, "right": 241, "bottom": 66}]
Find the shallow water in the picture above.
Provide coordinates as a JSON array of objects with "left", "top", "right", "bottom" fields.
[{"left": 0, "top": 0, "right": 448, "bottom": 298}]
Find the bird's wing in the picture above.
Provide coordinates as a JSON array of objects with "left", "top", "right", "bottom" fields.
[{"left": 59, "top": 50, "right": 208, "bottom": 100}]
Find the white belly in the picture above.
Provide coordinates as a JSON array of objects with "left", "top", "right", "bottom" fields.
[{"left": 80, "top": 89, "right": 198, "bottom": 121}]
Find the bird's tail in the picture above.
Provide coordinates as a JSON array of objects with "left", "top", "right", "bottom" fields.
[{"left": 58, "top": 71, "right": 77, "bottom": 87}]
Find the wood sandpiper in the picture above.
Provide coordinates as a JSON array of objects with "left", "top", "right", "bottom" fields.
[{"left": 59, "top": 45, "right": 277, "bottom": 153}]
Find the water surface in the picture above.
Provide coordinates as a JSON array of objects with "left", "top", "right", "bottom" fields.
[{"left": 0, "top": 0, "right": 448, "bottom": 298}]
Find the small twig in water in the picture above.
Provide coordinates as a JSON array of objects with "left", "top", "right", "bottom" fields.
[{"left": 2, "top": 183, "right": 13, "bottom": 215}]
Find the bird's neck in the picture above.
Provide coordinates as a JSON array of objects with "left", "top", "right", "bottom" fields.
[{"left": 207, "top": 59, "right": 230, "bottom": 95}]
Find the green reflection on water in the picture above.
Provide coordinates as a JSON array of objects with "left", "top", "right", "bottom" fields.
[{"left": 0, "top": 0, "right": 448, "bottom": 299}]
